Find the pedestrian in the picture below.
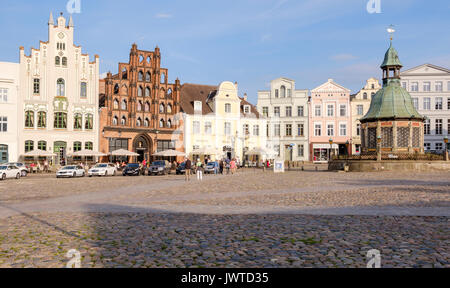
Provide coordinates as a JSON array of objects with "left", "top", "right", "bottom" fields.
[
  {"left": 196, "top": 158, "right": 203, "bottom": 181},
  {"left": 44, "top": 159, "right": 49, "bottom": 173},
  {"left": 219, "top": 160, "right": 224, "bottom": 174},
  {"left": 225, "top": 158, "right": 230, "bottom": 174},
  {"left": 230, "top": 158, "right": 237, "bottom": 175},
  {"left": 185, "top": 157, "right": 192, "bottom": 181}
]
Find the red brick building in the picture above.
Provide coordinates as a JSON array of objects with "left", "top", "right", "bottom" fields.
[{"left": 99, "top": 44, "right": 183, "bottom": 162}]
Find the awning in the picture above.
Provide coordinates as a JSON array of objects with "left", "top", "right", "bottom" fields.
[
  {"left": 153, "top": 150, "right": 186, "bottom": 157},
  {"left": 69, "top": 150, "right": 107, "bottom": 157},
  {"left": 191, "top": 147, "right": 223, "bottom": 155},
  {"left": 23, "top": 150, "right": 57, "bottom": 157},
  {"left": 109, "top": 149, "right": 140, "bottom": 156}
]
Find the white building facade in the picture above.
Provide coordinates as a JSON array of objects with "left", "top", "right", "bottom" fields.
[
  {"left": 18, "top": 13, "right": 100, "bottom": 163},
  {"left": 400, "top": 64, "right": 450, "bottom": 152},
  {"left": 0, "top": 62, "right": 20, "bottom": 163},
  {"left": 257, "top": 78, "right": 309, "bottom": 162}
]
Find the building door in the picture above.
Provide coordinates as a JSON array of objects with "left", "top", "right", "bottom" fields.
[
  {"left": 0, "top": 145, "right": 8, "bottom": 164},
  {"left": 284, "top": 145, "right": 293, "bottom": 161},
  {"left": 54, "top": 141, "right": 67, "bottom": 165}
]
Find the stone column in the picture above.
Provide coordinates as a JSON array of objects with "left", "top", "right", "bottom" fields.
[{"left": 392, "top": 121, "right": 398, "bottom": 152}]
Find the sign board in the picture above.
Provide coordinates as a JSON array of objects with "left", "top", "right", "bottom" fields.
[{"left": 274, "top": 161, "right": 285, "bottom": 173}]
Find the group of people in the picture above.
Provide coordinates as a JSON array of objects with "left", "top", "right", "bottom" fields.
[
  {"left": 183, "top": 157, "right": 239, "bottom": 181},
  {"left": 28, "top": 160, "right": 50, "bottom": 173}
]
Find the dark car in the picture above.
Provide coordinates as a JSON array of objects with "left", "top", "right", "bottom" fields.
[
  {"left": 122, "top": 163, "right": 141, "bottom": 176},
  {"left": 148, "top": 160, "right": 171, "bottom": 176}
]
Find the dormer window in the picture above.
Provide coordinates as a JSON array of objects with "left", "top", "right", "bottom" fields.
[
  {"left": 244, "top": 105, "right": 250, "bottom": 114},
  {"left": 194, "top": 101, "right": 202, "bottom": 113}
]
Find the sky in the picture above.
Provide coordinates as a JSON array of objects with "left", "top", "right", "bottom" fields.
[{"left": 1, "top": 0, "right": 449, "bottom": 104}]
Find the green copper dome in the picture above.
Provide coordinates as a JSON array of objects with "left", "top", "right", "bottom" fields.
[{"left": 380, "top": 42, "right": 402, "bottom": 68}]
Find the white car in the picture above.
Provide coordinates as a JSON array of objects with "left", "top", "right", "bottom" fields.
[
  {"left": 6, "top": 162, "right": 29, "bottom": 177},
  {"left": 56, "top": 165, "right": 85, "bottom": 178},
  {"left": 0, "top": 165, "right": 22, "bottom": 180},
  {"left": 88, "top": 163, "right": 117, "bottom": 177}
]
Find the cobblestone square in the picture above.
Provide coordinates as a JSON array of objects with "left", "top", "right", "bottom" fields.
[{"left": 0, "top": 169, "right": 448, "bottom": 268}]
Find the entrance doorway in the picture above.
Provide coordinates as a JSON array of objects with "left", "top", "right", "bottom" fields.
[
  {"left": 0, "top": 144, "right": 8, "bottom": 163},
  {"left": 284, "top": 145, "right": 293, "bottom": 161},
  {"left": 136, "top": 149, "right": 145, "bottom": 162},
  {"left": 54, "top": 141, "right": 67, "bottom": 165},
  {"left": 133, "top": 135, "right": 152, "bottom": 163}
]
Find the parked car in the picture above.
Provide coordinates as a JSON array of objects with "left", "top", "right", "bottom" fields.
[
  {"left": 6, "top": 162, "right": 29, "bottom": 177},
  {"left": 122, "top": 163, "right": 141, "bottom": 176},
  {"left": 88, "top": 163, "right": 117, "bottom": 177},
  {"left": 204, "top": 161, "right": 219, "bottom": 174},
  {"left": 56, "top": 165, "right": 85, "bottom": 178},
  {"left": 176, "top": 162, "right": 186, "bottom": 175},
  {"left": 148, "top": 160, "right": 171, "bottom": 176},
  {"left": 0, "top": 165, "right": 21, "bottom": 180}
]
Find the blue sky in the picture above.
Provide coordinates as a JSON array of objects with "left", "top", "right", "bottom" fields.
[{"left": 1, "top": 0, "right": 449, "bottom": 103}]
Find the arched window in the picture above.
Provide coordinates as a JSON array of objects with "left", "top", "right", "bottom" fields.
[
  {"left": 167, "top": 104, "right": 172, "bottom": 114},
  {"left": 146, "top": 72, "right": 151, "bottom": 82},
  {"left": 363, "top": 92, "right": 368, "bottom": 100},
  {"left": 113, "top": 99, "right": 119, "bottom": 110},
  {"left": 37, "top": 111, "right": 46, "bottom": 128},
  {"left": 54, "top": 112, "right": 67, "bottom": 129},
  {"left": 122, "top": 67, "right": 128, "bottom": 80},
  {"left": 80, "top": 82, "right": 87, "bottom": 98},
  {"left": 57, "top": 78, "right": 65, "bottom": 97},
  {"left": 138, "top": 71, "right": 144, "bottom": 81},
  {"left": 167, "top": 119, "right": 172, "bottom": 128},
  {"left": 159, "top": 119, "right": 165, "bottom": 128},
  {"left": 85, "top": 114, "right": 93, "bottom": 130},
  {"left": 38, "top": 141, "right": 47, "bottom": 151},
  {"left": 147, "top": 56, "right": 151, "bottom": 63},
  {"left": 136, "top": 118, "right": 142, "bottom": 127},
  {"left": 112, "top": 116, "right": 118, "bottom": 126},
  {"left": 25, "top": 140, "right": 34, "bottom": 153},
  {"left": 139, "top": 55, "right": 144, "bottom": 63},
  {"left": 74, "top": 113, "right": 83, "bottom": 130},
  {"left": 144, "top": 118, "right": 149, "bottom": 127},
  {"left": 145, "top": 102, "right": 150, "bottom": 112},
  {"left": 121, "top": 99, "right": 127, "bottom": 110},
  {"left": 145, "top": 87, "right": 151, "bottom": 97},
  {"left": 73, "top": 141, "right": 82, "bottom": 152},
  {"left": 25, "top": 111, "right": 34, "bottom": 128},
  {"left": 114, "top": 84, "right": 120, "bottom": 94},
  {"left": 280, "top": 86, "right": 286, "bottom": 98},
  {"left": 138, "top": 86, "right": 143, "bottom": 97},
  {"left": 167, "top": 88, "right": 172, "bottom": 99},
  {"left": 55, "top": 56, "right": 60, "bottom": 66},
  {"left": 121, "top": 116, "right": 127, "bottom": 126},
  {"left": 159, "top": 103, "right": 165, "bottom": 113},
  {"left": 160, "top": 88, "right": 165, "bottom": 98},
  {"left": 371, "top": 92, "right": 375, "bottom": 98},
  {"left": 62, "top": 57, "right": 67, "bottom": 67},
  {"left": 161, "top": 73, "right": 166, "bottom": 83},
  {"left": 137, "top": 101, "right": 142, "bottom": 111}
]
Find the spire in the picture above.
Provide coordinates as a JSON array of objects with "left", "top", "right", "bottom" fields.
[
  {"left": 48, "top": 12, "right": 54, "bottom": 25},
  {"left": 68, "top": 15, "right": 74, "bottom": 27}
]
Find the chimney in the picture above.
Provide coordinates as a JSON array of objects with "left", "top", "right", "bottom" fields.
[
  {"left": 243, "top": 93, "right": 248, "bottom": 101},
  {"left": 234, "top": 81, "right": 238, "bottom": 90}
]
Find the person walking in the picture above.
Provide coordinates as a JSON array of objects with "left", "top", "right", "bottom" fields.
[
  {"left": 219, "top": 160, "right": 224, "bottom": 175},
  {"left": 44, "top": 159, "right": 49, "bottom": 173},
  {"left": 230, "top": 158, "right": 237, "bottom": 175},
  {"left": 196, "top": 158, "right": 203, "bottom": 181},
  {"left": 185, "top": 157, "right": 192, "bottom": 181},
  {"left": 225, "top": 158, "right": 230, "bottom": 174}
]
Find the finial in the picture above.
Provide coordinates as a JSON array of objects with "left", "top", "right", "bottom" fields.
[{"left": 387, "top": 25, "right": 395, "bottom": 41}]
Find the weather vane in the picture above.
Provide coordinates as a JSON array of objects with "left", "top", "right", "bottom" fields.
[{"left": 387, "top": 25, "right": 395, "bottom": 41}]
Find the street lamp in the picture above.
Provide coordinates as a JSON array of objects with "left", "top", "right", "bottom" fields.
[{"left": 329, "top": 138, "right": 333, "bottom": 162}]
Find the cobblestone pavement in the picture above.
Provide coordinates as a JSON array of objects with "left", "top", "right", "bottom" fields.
[{"left": 0, "top": 170, "right": 449, "bottom": 267}]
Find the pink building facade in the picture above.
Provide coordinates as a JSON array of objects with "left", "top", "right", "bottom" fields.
[{"left": 309, "top": 79, "right": 352, "bottom": 162}]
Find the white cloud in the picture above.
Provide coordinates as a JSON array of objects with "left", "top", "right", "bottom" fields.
[
  {"left": 330, "top": 54, "right": 359, "bottom": 61},
  {"left": 155, "top": 13, "right": 173, "bottom": 19}
]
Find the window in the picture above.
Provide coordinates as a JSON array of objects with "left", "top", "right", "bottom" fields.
[
  {"left": 146, "top": 72, "right": 151, "bottom": 82},
  {"left": 448, "top": 98, "right": 450, "bottom": 110},
  {"left": 205, "top": 122, "right": 212, "bottom": 135},
  {"left": 121, "top": 100, "right": 127, "bottom": 110},
  {"left": 287, "top": 89, "right": 292, "bottom": 97},
  {"left": 402, "top": 82, "right": 407, "bottom": 89},
  {"left": 423, "top": 82, "right": 431, "bottom": 92},
  {"left": 62, "top": 57, "right": 67, "bottom": 67},
  {"left": 57, "top": 78, "right": 65, "bottom": 97},
  {"left": 137, "top": 101, "right": 142, "bottom": 111},
  {"left": 54, "top": 112, "right": 67, "bottom": 129},
  {"left": 298, "top": 145, "right": 304, "bottom": 157},
  {"left": 167, "top": 119, "right": 172, "bottom": 128},
  {"left": 0, "top": 117, "right": 7, "bottom": 132},
  {"left": 114, "top": 84, "right": 120, "bottom": 95},
  {"left": 424, "top": 143, "right": 431, "bottom": 151},
  {"left": 193, "top": 121, "right": 200, "bottom": 134},
  {"left": 285, "top": 124, "right": 292, "bottom": 136},
  {"left": 80, "top": 82, "right": 87, "bottom": 98},
  {"left": 224, "top": 122, "right": 231, "bottom": 135},
  {"left": 121, "top": 116, "right": 127, "bottom": 126},
  {"left": 136, "top": 118, "right": 142, "bottom": 127},
  {"left": 38, "top": 141, "right": 47, "bottom": 151},
  {"left": 436, "top": 97, "right": 443, "bottom": 110},
  {"left": 73, "top": 142, "right": 82, "bottom": 152},
  {"left": 436, "top": 119, "right": 443, "bottom": 135},
  {"left": 423, "top": 98, "right": 431, "bottom": 110},
  {"left": 85, "top": 114, "right": 93, "bottom": 130},
  {"left": 285, "top": 106, "right": 292, "bottom": 117},
  {"left": 113, "top": 99, "right": 119, "bottom": 110},
  {"left": 412, "top": 98, "right": 418, "bottom": 110},
  {"left": 314, "top": 123, "right": 321, "bottom": 136},
  {"left": 225, "top": 103, "right": 231, "bottom": 113},
  {"left": 55, "top": 56, "right": 60, "bottom": 66},
  {"left": 436, "top": 82, "right": 443, "bottom": 92},
  {"left": 74, "top": 114, "right": 82, "bottom": 130},
  {"left": 243, "top": 124, "right": 249, "bottom": 135},
  {"left": 85, "top": 142, "right": 93, "bottom": 150},
  {"left": 0, "top": 88, "right": 7, "bottom": 102},
  {"left": 315, "top": 105, "right": 321, "bottom": 117},
  {"left": 411, "top": 82, "right": 418, "bottom": 92},
  {"left": 294, "top": 106, "right": 303, "bottom": 117},
  {"left": 327, "top": 124, "right": 334, "bottom": 136},
  {"left": 357, "top": 123, "right": 361, "bottom": 136},
  {"left": 25, "top": 111, "right": 34, "bottom": 128},
  {"left": 424, "top": 119, "right": 430, "bottom": 135},
  {"left": 138, "top": 71, "right": 144, "bottom": 81},
  {"left": 161, "top": 73, "right": 166, "bottom": 84},
  {"left": 159, "top": 103, "right": 165, "bottom": 113},
  {"left": 435, "top": 143, "right": 443, "bottom": 151},
  {"left": 327, "top": 105, "right": 334, "bottom": 117},
  {"left": 145, "top": 102, "right": 150, "bottom": 112},
  {"left": 274, "top": 145, "right": 280, "bottom": 157},
  {"left": 144, "top": 118, "right": 149, "bottom": 127},
  {"left": 266, "top": 124, "right": 269, "bottom": 137},
  {"left": 109, "top": 138, "right": 128, "bottom": 153},
  {"left": 339, "top": 123, "right": 347, "bottom": 136},
  {"left": 138, "top": 86, "right": 143, "bottom": 97},
  {"left": 448, "top": 82, "right": 450, "bottom": 91},
  {"left": 340, "top": 105, "right": 347, "bottom": 117},
  {"left": 280, "top": 86, "right": 286, "bottom": 98},
  {"left": 363, "top": 92, "right": 368, "bottom": 100},
  {"left": 145, "top": 87, "right": 151, "bottom": 97},
  {"left": 448, "top": 119, "right": 450, "bottom": 136},
  {"left": 33, "top": 79, "right": 40, "bottom": 94},
  {"left": 194, "top": 101, "right": 202, "bottom": 112},
  {"left": 253, "top": 125, "right": 259, "bottom": 136},
  {"left": 112, "top": 116, "right": 118, "bottom": 126},
  {"left": 25, "top": 141, "right": 34, "bottom": 153},
  {"left": 274, "top": 124, "right": 280, "bottom": 136},
  {"left": 262, "top": 107, "right": 269, "bottom": 117},
  {"left": 357, "top": 105, "right": 364, "bottom": 116},
  {"left": 157, "top": 140, "right": 175, "bottom": 152},
  {"left": 275, "top": 89, "right": 279, "bottom": 98},
  {"left": 274, "top": 107, "right": 280, "bottom": 117}
]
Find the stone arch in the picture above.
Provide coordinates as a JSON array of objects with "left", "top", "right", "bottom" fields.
[{"left": 132, "top": 133, "right": 153, "bottom": 162}]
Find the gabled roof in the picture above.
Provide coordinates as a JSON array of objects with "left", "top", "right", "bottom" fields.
[
  {"left": 401, "top": 63, "right": 450, "bottom": 75},
  {"left": 311, "top": 79, "right": 351, "bottom": 93},
  {"left": 179, "top": 83, "right": 217, "bottom": 115}
]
